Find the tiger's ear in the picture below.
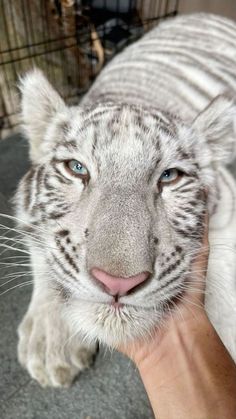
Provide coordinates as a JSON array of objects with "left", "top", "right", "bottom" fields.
[
  {"left": 192, "top": 95, "right": 236, "bottom": 164},
  {"left": 19, "top": 68, "right": 67, "bottom": 161}
]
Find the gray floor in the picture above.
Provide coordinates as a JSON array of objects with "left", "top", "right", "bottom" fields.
[{"left": 0, "top": 134, "right": 152, "bottom": 419}]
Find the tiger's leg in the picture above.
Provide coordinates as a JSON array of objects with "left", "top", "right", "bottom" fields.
[{"left": 17, "top": 248, "right": 96, "bottom": 388}]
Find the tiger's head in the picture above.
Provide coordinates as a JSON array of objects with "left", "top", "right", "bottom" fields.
[{"left": 15, "top": 69, "right": 236, "bottom": 346}]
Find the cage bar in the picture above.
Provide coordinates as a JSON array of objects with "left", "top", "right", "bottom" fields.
[{"left": 0, "top": 0, "right": 179, "bottom": 139}]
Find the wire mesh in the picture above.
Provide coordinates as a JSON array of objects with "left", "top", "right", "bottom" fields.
[{"left": 0, "top": 0, "right": 179, "bottom": 139}]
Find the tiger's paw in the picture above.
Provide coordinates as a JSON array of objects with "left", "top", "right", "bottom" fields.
[{"left": 17, "top": 302, "right": 96, "bottom": 388}]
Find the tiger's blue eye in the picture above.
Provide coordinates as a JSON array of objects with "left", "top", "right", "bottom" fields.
[
  {"left": 67, "top": 160, "right": 89, "bottom": 177},
  {"left": 159, "top": 168, "right": 179, "bottom": 183}
]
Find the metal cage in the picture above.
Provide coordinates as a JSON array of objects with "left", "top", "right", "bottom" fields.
[{"left": 0, "top": 0, "right": 179, "bottom": 139}]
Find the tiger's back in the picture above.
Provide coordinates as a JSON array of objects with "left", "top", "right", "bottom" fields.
[{"left": 83, "top": 13, "right": 236, "bottom": 120}]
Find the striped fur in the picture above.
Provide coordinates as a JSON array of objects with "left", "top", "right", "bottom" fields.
[
  {"left": 83, "top": 13, "right": 236, "bottom": 118},
  {"left": 15, "top": 13, "right": 236, "bottom": 387}
]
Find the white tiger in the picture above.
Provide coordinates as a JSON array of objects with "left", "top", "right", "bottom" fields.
[{"left": 14, "top": 13, "right": 236, "bottom": 388}]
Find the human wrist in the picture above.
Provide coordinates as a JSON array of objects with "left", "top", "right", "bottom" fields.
[
  {"left": 135, "top": 309, "right": 210, "bottom": 374},
  {"left": 134, "top": 311, "right": 212, "bottom": 419},
  {"left": 136, "top": 312, "right": 236, "bottom": 419}
]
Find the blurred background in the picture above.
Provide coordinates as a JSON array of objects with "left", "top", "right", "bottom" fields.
[
  {"left": 1, "top": 0, "right": 178, "bottom": 139},
  {"left": 0, "top": 2, "right": 236, "bottom": 419}
]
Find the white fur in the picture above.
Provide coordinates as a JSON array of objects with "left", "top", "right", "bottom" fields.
[{"left": 16, "top": 13, "right": 236, "bottom": 387}]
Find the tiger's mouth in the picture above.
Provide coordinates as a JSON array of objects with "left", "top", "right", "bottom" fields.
[
  {"left": 66, "top": 293, "right": 175, "bottom": 346},
  {"left": 104, "top": 281, "right": 188, "bottom": 315},
  {"left": 111, "top": 301, "right": 124, "bottom": 310},
  {"left": 111, "top": 294, "right": 124, "bottom": 310}
]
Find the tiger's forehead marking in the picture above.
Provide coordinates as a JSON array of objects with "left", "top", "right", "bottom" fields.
[
  {"left": 58, "top": 104, "right": 179, "bottom": 156},
  {"left": 51, "top": 103, "right": 198, "bottom": 185},
  {"left": 67, "top": 104, "right": 176, "bottom": 135}
]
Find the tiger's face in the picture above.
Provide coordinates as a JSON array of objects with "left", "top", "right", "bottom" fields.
[{"left": 16, "top": 70, "right": 236, "bottom": 346}]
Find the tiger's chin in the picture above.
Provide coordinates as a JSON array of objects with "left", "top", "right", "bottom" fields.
[{"left": 66, "top": 299, "right": 163, "bottom": 348}]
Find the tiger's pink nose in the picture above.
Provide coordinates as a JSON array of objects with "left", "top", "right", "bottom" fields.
[{"left": 91, "top": 268, "right": 150, "bottom": 296}]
